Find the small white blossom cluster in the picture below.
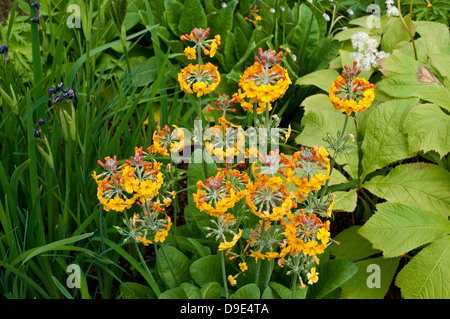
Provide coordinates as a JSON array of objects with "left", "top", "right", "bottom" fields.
[
  {"left": 349, "top": 32, "right": 390, "bottom": 71},
  {"left": 385, "top": 0, "right": 399, "bottom": 17}
]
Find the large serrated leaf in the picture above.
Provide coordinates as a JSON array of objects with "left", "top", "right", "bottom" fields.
[
  {"left": 361, "top": 98, "right": 419, "bottom": 177},
  {"left": 358, "top": 203, "right": 450, "bottom": 257},
  {"left": 396, "top": 235, "right": 450, "bottom": 299},
  {"left": 363, "top": 163, "right": 450, "bottom": 216},
  {"left": 402, "top": 104, "right": 450, "bottom": 159},
  {"left": 296, "top": 69, "right": 340, "bottom": 92},
  {"left": 330, "top": 226, "right": 380, "bottom": 262}
]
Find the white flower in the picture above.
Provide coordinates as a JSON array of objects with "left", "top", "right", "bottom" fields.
[
  {"left": 280, "top": 5, "right": 285, "bottom": 12},
  {"left": 342, "top": 26, "right": 348, "bottom": 31},
  {"left": 350, "top": 32, "right": 390, "bottom": 71},
  {"left": 386, "top": 0, "right": 399, "bottom": 17},
  {"left": 323, "top": 13, "right": 330, "bottom": 21},
  {"left": 347, "top": 8, "right": 354, "bottom": 15},
  {"left": 307, "top": 0, "right": 313, "bottom": 3},
  {"left": 270, "top": 7, "right": 276, "bottom": 14},
  {"left": 221, "top": 2, "right": 227, "bottom": 8}
]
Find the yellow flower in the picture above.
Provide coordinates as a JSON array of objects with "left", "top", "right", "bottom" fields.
[
  {"left": 136, "top": 236, "right": 152, "bottom": 246},
  {"left": 154, "top": 230, "right": 169, "bottom": 243},
  {"left": 250, "top": 250, "right": 266, "bottom": 263},
  {"left": 227, "top": 275, "right": 237, "bottom": 286},
  {"left": 317, "top": 228, "right": 330, "bottom": 245},
  {"left": 209, "top": 41, "right": 218, "bottom": 58},
  {"left": 329, "top": 75, "right": 374, "bottom": 115},
  {"left": 184, "top": 46, "right": 197, "bottom": 60},
  {"left": 239, "top": 262, "right": 248, "bottom": 272},
  {"left": 307, "top": 267, "right": 319, "bottom": 285}
]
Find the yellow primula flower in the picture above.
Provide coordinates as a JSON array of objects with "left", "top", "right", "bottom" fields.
[
  {"left": 307, "top": 267, "right": 319, "bottom": 285},
  {"left": 184, "top": 46, "right": 197, "bottom": 60}
]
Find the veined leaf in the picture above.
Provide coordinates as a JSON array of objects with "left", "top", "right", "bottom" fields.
[
  {"left": 358, "top": 203, "right": 450, "bottom": 257},
  {"left": 361, "top": 98, "right": 419, "bottom": 177},
  {"left": 402, "top": 104, "right": 450, "bottom": 159},
  {"left": 178, "top": 0, "right": 207, "bottom": 35},
  {"left": 363, "top": 163, "right": 450, "bottom": 216},
  {"left": 396, "top": 235, "right": 450, "bottom": 299},
  {"left": 296, "top": 69, "right": 340, "bottom": 92}
]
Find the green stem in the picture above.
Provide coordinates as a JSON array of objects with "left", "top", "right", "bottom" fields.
[
  {"left": 220, "top": 250, "right": 229, "bottom": 298},
  {"left": 291, "top": 274, "right": 297, "bottom": 299},
  {"left": 320, "top": 114, "right": 349, "bottom": 203},
  {"left": 397, "top": 0, "right": 417, "bottom": 61},
  {"left": 123, "top": 210, "right": 161, "bottom": 297}
]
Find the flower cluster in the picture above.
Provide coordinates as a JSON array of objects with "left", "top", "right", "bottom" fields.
[
  {"left": 181, "top": 27, "right": 221, "bottom": 59},
  {"left": 235, "top": 48, "right": 291, "bottom": 112},
  {"left": 92, "top": 147, "right": 164, "bottom": 212},
  {"left": 148, "top": 125, "right": 185, "bottom": 157},
  {"left": 0, "top": 44, "right": 9, "bottom": 61},
  {"left": 48, "top": 82, "right": 78, "bottom": 104},
  {"left": 244, "top": 5, "right": 262, "bottom": 25},
  {"left": 349, "top": 32, "right": 390, "bottom": 72},
  {"left": 329, "top": 61, "right": 375, "bottom": 115},
  {"left": 385, "top": 0, "right": 400, "bottom": 17}
]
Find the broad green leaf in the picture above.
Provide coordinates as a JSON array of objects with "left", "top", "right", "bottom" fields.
[
  {"left": 330, "top": 226, "right": 380, "bottom": 262},
  {"left": 190, "top": 255, "right": 222, "bottom": 287},
  {"left": 159, "top": 286, "right": 188, "bottom": 299},
  {"left": 207, "top": 0, "right": 237, "bottom": 38},
  {"left": 178, "top": 0, "right": 207, "bottom": 35},
  {"left": 415, "top": 21, "right": 450, "bottom": 47},
  {"left": 296, "top": 69, "right": 340, "bottom": 92},
  {"left": 396, "top": 235, "right": 450, "bottom": 299},
  {"left": 381, "top": 16, "right": 417, "bottom": 53},
  {"left": 402, "top": 104, "right": 450, "bottom": 159},
  {"left": 164, "top": 0, "right": 183, "bottom": 35},
  {"left": 229, "top": 283, "right": 260, "bottom": 299},
  {"left": 200, "top": 282, "right": 222, "bottom": 299},
  {"left": 306, "top": 259, "right": 358, "bottom": 299},
  {"left": 120, "top": 282, "right": 151, "bottom": 299},
  {"left": 358, "top": 203, "right": 450, "bottom": 257},
  {"left": 157, "top": 246, "right": 192, "bottom": 289},
  {"left": 180, "top": 282, "right": 202, "bottom": 299},
  {"left": 361, "top": 98, "right": 419, "bottom": 177},
  {"left": 267, "top": 282, "right": 307, "bottom": 299},
  {"left": 340, "top": 256, "right": 401, "bottom": 299},
  {"left": 363, "top": 163, "right": 450, "bottom": 216},
  {"left": 333, "top": 189, "right": 358, "bottom": 213},
  {"left": 129, "top": 56, "right": 157, "bottom": 87},
  {"left": 295, "top": 94, "right": 359, "bottom": 178}
]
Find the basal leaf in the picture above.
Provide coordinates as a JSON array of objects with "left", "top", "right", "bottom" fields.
[
  {"left": 402, "top": 104, "right": 450, "bottom": 159},
  {"left": 358, "top": 203, "right": 450, "bottom": 257},
  {"left": 157, "top": 246, "right": 192, "bottom": 289},
  {"left": 178, "top": 0, "right": 207, "bottom": 35},
  {"left": 190, "top": 255, "right": 222, "bottom": 287},
  {"left": 363, "top": 163, "right": 450, "bottom": 216},
  {"left": 229, "top": 283, "right": 260, "bottom": 299},
  {"left": 395, "top": 235, "right": 450, "bottom": 299}
]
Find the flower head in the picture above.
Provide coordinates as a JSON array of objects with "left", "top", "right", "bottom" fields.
[
  {"left": 329, "top": 61, "right": 375, "bottom": 115},
  {"left": 178, "top": 63, "right": 221, "bottom": 97}
]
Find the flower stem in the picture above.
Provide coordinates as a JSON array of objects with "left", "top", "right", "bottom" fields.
[
  {"left": 291, "top": 274, "right": 297, "bottom": 299},
  {"left": 220, "top": 250, "right": 229, "bottom": 298}
]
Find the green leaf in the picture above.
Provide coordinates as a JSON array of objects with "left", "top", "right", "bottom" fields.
[
  {"left": 164, "top": 0, "right": 183, "bottom": 35},
  {"left": 340, "top": 256, "right": 401, "bottom": 299},
  {"left": 361, "top": 98, "right": 419, "bottom": 177},
  {"left": 268, "top": 282, "right": 307, "bottom": 299},
  {"left": 333, "top": 189, "right": 358, "bottom": 213},
  {"left": 306, "top": 259, "right": 358, "bottom": 299},
  {"left": 381, "top": 16, "right": 417, "bottom": 53},
  {"left": 178, "top": 0, "right": 207, "bottom": 35},
  {"left": 180, "top": 283, "right": 202, "bottom": 299},
  {"left": 363, "top": 163, "right": 450, "bottom": 216},
  {"left": 19, "top": 232, "right": 93, "bottom": 265},
  {"left": 295, "top": 94, "right": 359, "bottom": 178},
  {"left": 396, "top": 235, "right": 450, "bottom": 299},
  {"left": 358, "top": 203, "right": 450, "bottom": 257},
  {"left": 120, "top": 282, "right": 151, "bottom": 299},
  {"left": 157, "top": 246, "right": 192, "bottom": 289},
  {"left": 229, "top": 283, "right": 260, "bottom": 299},
  {"left": 52, "top": 276, "right": 73, "bottom": 299},
  {"left": 330, "top": 226, "right": 380, "bottom": 262},
  {"left": 200, "top": 282, "right": 222, "bottom": 299},
  {"left": 159, "top": 286, "right": 188, "bottom": 299},
  {"left": 402, "top": 104, "right": 450, "bottom": 159},
  {"left": 207, "top": 0, "right": 237, "bottom": 37},
  {"left": 190, "top": 255, "right": 222, "bottom": 287},
  {"left": 296, "top": 69, "right": 340, "bottom": 92},
  {"left": 129, "top": 56, "right": 157, "bottom": 87}
]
